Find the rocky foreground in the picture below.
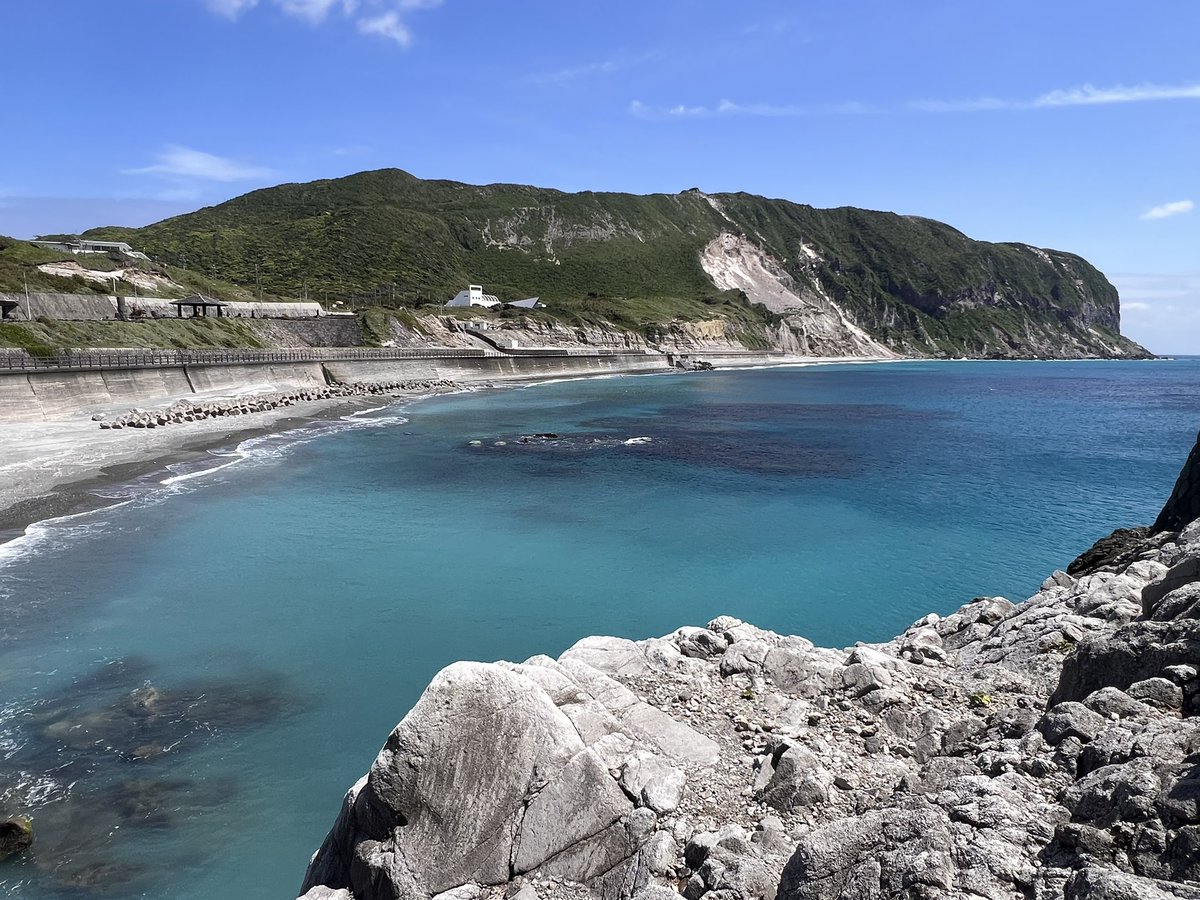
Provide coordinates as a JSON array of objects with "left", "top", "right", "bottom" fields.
[{"left": 299, "top": 457, "right": 1200, "bottom": 900}]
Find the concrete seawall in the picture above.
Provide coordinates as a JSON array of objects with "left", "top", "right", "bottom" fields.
[
  {"left": 0, "top": 350, "right": 818, "bottom": 423},
  {"left": 321, "top": 351, "right": 670, "bottom": 386},
  {"left": 0, "top": 362, "right": 328, "bottom": 422}
]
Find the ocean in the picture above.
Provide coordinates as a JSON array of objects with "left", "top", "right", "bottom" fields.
[{"left": 0, "top": 359, "right": 1196, "bottom": 898}]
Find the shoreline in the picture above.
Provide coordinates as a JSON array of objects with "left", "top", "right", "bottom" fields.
[
  {"left": 0, "top": 393, "right": 431, "bottom": 544},
  {"left": 0, "top": 352, "right": 1138, "bottom": 546},
  {"left": 0, "top": 357, "right": 798, "bottom": 541}
]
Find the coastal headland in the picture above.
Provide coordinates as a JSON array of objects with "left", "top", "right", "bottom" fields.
[{"left": 297, "top": 433, "right": 1200, "bottom": 900}]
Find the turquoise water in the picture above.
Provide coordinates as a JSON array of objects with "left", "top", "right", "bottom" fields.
[{"left": 0, "top": 359, "right": 1197, "bottom": 897}]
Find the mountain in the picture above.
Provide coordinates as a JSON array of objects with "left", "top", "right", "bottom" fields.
[{"left": 86, "top": 169, "right": 1150, "bottom": 359}]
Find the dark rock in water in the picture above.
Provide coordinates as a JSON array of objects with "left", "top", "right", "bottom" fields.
[
  {"left": 5, "top": 774, "right": 232, "bottom": 892},
  {"left": 0, "top": 817, "right": 33, "bottom": 860},
  {"left": 36, "top": 677, "right": 290, "bottom": 762},
  {"left": 1067, "top": 526, "right": 1151, "bottom": 576}
]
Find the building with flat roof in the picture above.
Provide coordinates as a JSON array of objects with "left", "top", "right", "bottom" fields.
[
  {"left": 30, "top": 238, "right": 150, "bottom": 261},
  {"left": 446, "top": 285, "right": 544, "bottom": 309}
]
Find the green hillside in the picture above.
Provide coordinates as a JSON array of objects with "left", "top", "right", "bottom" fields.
[
  {"left": 83, "top": 168, "right": 1149, "bottom": 358},
  {"left": 0, "top": 235, "right": 257, "bottom": 301}
]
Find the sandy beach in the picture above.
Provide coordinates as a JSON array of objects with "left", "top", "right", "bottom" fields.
[{"left": 0, "top": 392, "right": 436, "bottom": 540}]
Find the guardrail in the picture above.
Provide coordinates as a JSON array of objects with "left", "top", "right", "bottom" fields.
[
  {"left": 0, "top": 345, "right": 671, "bottom": 373},
  {"left": 0, "top": 346, "right": 505, "bottom": 372}
]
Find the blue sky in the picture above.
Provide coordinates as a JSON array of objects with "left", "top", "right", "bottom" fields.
[{"left": 2, "top": 1, "right": 1198, "bottom": 352}]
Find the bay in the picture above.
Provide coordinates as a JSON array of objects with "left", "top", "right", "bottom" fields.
[{"left": 0, "top": 359, "right": 1196, "bottom": 898}]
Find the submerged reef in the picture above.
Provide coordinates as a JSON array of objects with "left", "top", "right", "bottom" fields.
[{"left": 0, "top": 658, "right": 293, "bottom": 895}]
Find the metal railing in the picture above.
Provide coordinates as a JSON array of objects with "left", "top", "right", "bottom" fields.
[
  {"left": 0, "top": 346, "right": 499, "bottom": 372},
  {"left": 0, "top": 344, "right": 663, "bottom": 373}
]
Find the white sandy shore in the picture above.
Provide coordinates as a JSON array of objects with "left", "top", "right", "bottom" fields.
[{"left": 0, "top": 397, "right": 377, "bottom": 529}]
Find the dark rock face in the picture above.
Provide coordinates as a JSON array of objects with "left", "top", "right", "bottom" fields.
[
  {"left": 1068, "top": 526, "right": 1153, "bottom": 577},
  {"left": 1156, "top": 431, "right": 1200, "bottom": 533},
  {"left": 0, "top": 818, "right": 33, "bottom": 860}
]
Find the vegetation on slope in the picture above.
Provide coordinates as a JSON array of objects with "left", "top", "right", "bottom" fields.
[
  {"left": 76, "top": 169, "right": 1147, "bottom": 358},
  {"left": 0, "top": 318, "right": 266, "bottom": 354},
  {"left": 0, "top": 236, "right": 265, "bottom": 301}
]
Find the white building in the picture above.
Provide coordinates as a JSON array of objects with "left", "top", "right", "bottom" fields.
[
  {"left": 447, "top": 285, "right": 501, "bottom": 308},
  {"left": 446, "top": 285, "right": 545, "bottom": 309},
  {"left": 30, "top": 238, "right": 150, "bottom": 260}
]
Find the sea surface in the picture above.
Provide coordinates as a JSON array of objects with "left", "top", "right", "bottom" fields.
[{"left": 0, "top": 359, "right": 1197, "bottom": 898}]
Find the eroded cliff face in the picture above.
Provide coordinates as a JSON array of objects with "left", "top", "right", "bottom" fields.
[
  {"left": 299, "top": 442, "right": 1200, "bottom": 900},
  {"left": 700, "top": 234, "right": 895, "bottom": 359}
]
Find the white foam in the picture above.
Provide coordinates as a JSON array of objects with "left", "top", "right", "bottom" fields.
[{"left": 0, "top": 499, "right": 137, "bottom": 569}]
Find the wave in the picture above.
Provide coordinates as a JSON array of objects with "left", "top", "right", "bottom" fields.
[
  {"left": 0, "top": 399, "right": 432, "bottom": 570},
  {"left": 0, "top": 499, "right": 138, "bottom": 569}
]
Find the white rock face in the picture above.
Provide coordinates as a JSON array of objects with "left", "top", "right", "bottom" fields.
[
  {"left": 301, "top": 520, "right": 1200, "bottom": 900},
  {"left": 699, "top": 232, "right": 895, "bottom": 358},
  {"left": 300, "top": 653, "right": 718, "bottom": 899}
]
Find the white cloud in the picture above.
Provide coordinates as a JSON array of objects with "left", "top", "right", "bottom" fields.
[
  {"left": 632, "top": 99, "right": 798, "bottom": 119},
  {"left": 357, "top": 10, "right": 411, "bottom": 45},
  {"left": 638, "top": 80, "right": 1200, "bottom": 123},
  {"left": 1108, "top": 273, "right": 1200, "bottom": 354},
  {"left": 198, "top": 0, "right": 441, "bottom": 45},
  {"left": 526, "top": 50, "right": 659, "bottom": 87},
  {"left": 203, "top": 0, "right": 259, "bottom": 18},
  {"left": 1036, "top": 82, "right": 1200, "bottom": 107},
  {"left": 910, "top": 96, "right": 1011, "bottom": 113},
  {"left": 632, "top": 98, "right": 880, "bottom": 120},
  {"left": 914, "top": 81, "right": 1200, "bottom": 113},
  {"left": 124, "top": 145, "right": 273, "bottom": 182},
  {"left": 1140, "top": 200, "right": 1195, "bottom": 221},
  {"left": 276, "top": 0, "right": 357, "bottom": 24},
  {"left": 669, "top": 103, "right": 712, "bottom": 117}
]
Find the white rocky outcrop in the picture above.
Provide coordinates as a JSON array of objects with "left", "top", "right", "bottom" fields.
[
  {"left": 699, "top": 233, "right": 895, "bottom": 359},
  {"left": 301, "top": 526, "right": 1200, "bottom": 900}
]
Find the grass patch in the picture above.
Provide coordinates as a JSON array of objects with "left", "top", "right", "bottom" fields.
[{"left": 0, "top": 318, "right": 266, "bottom": 351}]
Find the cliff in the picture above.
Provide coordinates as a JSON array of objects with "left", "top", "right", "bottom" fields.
[
  {"left": 298, "top": 439, "right": 1200, "bottom": 900},
  {"left": 85, "top": 169, "right": 1151, "bottom": 360}
]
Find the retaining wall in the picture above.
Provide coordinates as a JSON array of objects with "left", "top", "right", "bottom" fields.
[
  {"left": 322, "top": 352, "right": 669, "bottom": 386},
  {"left": 1, "top": 293, "right": 117, "bottom": 321},
  {"left": 0, "top": 362, "right": 327, "bottom": 422},
  {"left": 0, "top": 293, "right": 327, "bottom": 321}
]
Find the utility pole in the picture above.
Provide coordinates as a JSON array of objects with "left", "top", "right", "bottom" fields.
[{"left": 23, "top": 268, "right": 34, "bottom": 319}]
